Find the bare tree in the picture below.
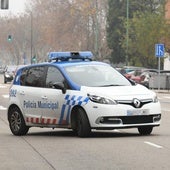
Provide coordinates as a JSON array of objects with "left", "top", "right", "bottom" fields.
[{"left": 0, "top": 0, "right": 109, "bottom": 65}]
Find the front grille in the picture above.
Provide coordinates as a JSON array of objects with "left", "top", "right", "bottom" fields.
[
  {"left": 117, "top": 99, "right": 153, "bottom": 108},
  {"left": 101, "top": 114, "right": 161, "bottom": 124}
]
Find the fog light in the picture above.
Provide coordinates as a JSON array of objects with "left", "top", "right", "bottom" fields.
[
  {"left": 153, "top": 115, "right": 161, "bottom": 122},
  {"left": 107, "top": 118, "right": 122, "bottom": 124},
  {"left": 95, "top": 117, "right": 104, "bottom": 124},
  {"left": 100, "top": 117, "right": 104, "bottom": 123}
]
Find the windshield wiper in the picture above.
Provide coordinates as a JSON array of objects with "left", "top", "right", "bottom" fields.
[{"left": 100, "top": 84, "right": 122, "bottom": 87}]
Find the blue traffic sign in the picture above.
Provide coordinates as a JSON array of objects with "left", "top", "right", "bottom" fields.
[{"left": 155, "top": 44, "right": 164, "bottom": 57}]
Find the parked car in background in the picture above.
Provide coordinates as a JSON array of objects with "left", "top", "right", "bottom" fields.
[
  {"left": 140, "top": 69, "right": 159, "bottom": 88},
  {"left": 123, "top": 66, "right": 146, "bottom": 74},
  {"left": 115, "top": 67, "right": 127, "bottom": 75},
  {"left": 123, "top": 68, "right": 145, "bottom": 83},
  {"left": 160, "top": 70, "right": 170, "bottom": 74},
  {"left": 126, "top": 69, "right": 143, "bottom": 83},
  {"left": 4, "top": 65, "right": 17, "bottom": 84},
  {"left": 126, "top": 69, "right": 159, "bottom": 88}
]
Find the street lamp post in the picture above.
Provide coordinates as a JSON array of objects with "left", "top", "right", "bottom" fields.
[
  {"left": 30, "top": 11, "right": 33, "bottom": 64},
  {"left": 95, "top": 0, "right": 99, "bottom": 58},
  {"left": 126, "top": 0, "right": 129, "bottom": 66}
]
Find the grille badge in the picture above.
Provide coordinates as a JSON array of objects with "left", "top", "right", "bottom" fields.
[{"left": 133, "top": 98, "right": 141, "bottom": 108}]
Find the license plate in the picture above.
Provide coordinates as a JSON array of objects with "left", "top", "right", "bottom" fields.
[{"left": 127, "top": 109, "right": 149, "bottom": 116}]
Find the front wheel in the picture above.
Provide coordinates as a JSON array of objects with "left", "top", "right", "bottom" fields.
[
  {"left": 138, "top": 126, "right": 153, "bottom": 135},
  {"left": 75, "top": 108, "right": 91, "bottom": 137},
  {"left": 8, "top": 107, "right": 29, "bottom": 136}
]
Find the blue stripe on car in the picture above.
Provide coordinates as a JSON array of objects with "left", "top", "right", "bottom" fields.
[{"left": 59, "top": 94, "right": 89, "bottom": 124}]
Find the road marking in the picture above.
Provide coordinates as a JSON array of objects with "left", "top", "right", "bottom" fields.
[
  {"left": 144, "top": 141, "right": 163, "bottom": 149},
  {"left": 2, "top": 94, "right": 9, "bottom": 98},
  {"left": 0, "top": 85, "right": 6, "bottom": 88},
  {"left": 0, "top": 106, "right": 7, "bottom": 110}
]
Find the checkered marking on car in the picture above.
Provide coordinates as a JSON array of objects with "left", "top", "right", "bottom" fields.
[
  {"left": 26, "top": 117, "right": 56, "bottom": 124},
  {"left": 25, "top": 95, "right": 89, "bottom": 125},
  {"left": 59, "top": 94, "right": 89, "bottom": 124}
]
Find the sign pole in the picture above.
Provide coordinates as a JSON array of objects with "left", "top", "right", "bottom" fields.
[
  {"left": 158, "top": 57, "right": 160, "bottom": 90},
  {"left": 155, "top": 44, "right": 165, "bottom": 91}
]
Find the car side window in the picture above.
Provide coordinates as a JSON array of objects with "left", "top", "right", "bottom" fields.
[
  {"left": 46, "top": 66, "right": 65, "bottom": 88},
  {"left": 21, "top": 66, "right": 45, "bottom": 87},
  {"left": 20, "top": 68, "right": 28, "bottom": 86}
]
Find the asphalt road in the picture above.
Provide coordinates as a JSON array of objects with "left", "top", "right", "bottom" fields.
[{"left": 0, "top": 75, "right": 170, "bottom": 170}]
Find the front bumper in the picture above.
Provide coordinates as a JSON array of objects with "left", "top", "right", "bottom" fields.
[
  {"left": 96, "top": 114, "right": 161, "bottom": 125},
  {"left": 84, "top": 101, "right": 161, "bottom": 129}
]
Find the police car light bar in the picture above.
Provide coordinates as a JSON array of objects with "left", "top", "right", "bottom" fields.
[{"left": 48, "top": 51, "right": 93, "bottom": 62}]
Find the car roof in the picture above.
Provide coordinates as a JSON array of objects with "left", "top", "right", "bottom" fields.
[{"left": 19, "top": 60, "right": 109, "bottom": 71}]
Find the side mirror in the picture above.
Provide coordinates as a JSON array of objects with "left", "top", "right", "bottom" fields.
[
  {"left": 129, "top": 79, "right": 136, "bottom": 85},
  {"left": 52, "top": 82, "right": 66, "bottom": 94}
]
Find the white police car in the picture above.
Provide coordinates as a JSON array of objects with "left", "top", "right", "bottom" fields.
[{"left": 7, "top": 51, "right": 161, "bottom": 137}]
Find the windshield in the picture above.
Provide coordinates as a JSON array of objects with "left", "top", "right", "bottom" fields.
[{"left": 65, "top": 64, "right": 132, "bottom": 87}]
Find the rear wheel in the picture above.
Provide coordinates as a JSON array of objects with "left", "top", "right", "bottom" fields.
[
  {"left": 138, "top": 126, "right": 153, "bottom": 135},
  {"left": 74, "top": 108, "right": 91, "bottom": 137},
  {"left": 8, "top": 107, "right": 29, "bottom": 136}
]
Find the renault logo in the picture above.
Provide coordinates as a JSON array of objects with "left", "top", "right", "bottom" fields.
[{"left": 133, "top": 98, "right": 141, "bottom": 108}]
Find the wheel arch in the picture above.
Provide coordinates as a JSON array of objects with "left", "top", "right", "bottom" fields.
[
  {"left": 70, "top": 105, "right": 90, "bottom": 128},
  {"left": 8, "top": 104, "right": 29, "bottom": 136},
  {"left": 8, "top": 104, "right": 23, "bottom": 121}
]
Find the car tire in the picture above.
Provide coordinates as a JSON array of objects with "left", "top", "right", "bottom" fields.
[
  {"left": 138, "top": 126, "right": 153, "bottom": 135},
  {"left": 76, "top": 108, "right": 91, "bottom": 137},
  {"left": 8, "top": 107, "right": 29, "bottom": 136}
]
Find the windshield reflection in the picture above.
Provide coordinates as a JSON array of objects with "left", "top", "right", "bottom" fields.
[{"left": 65, "top": 64, "right": 131, "bottom": 87}]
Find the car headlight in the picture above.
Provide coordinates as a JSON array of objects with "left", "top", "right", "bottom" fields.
[
  {"left": 87, "top": 94, "right": 117, "bottom": 105},
  {"left": 5, "top": 74, "right": 10, "bottom": 77}
]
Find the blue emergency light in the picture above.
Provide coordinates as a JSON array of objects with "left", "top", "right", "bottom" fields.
[{"left": 48, "top": 51, "right": 93, "bottom": 62}]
